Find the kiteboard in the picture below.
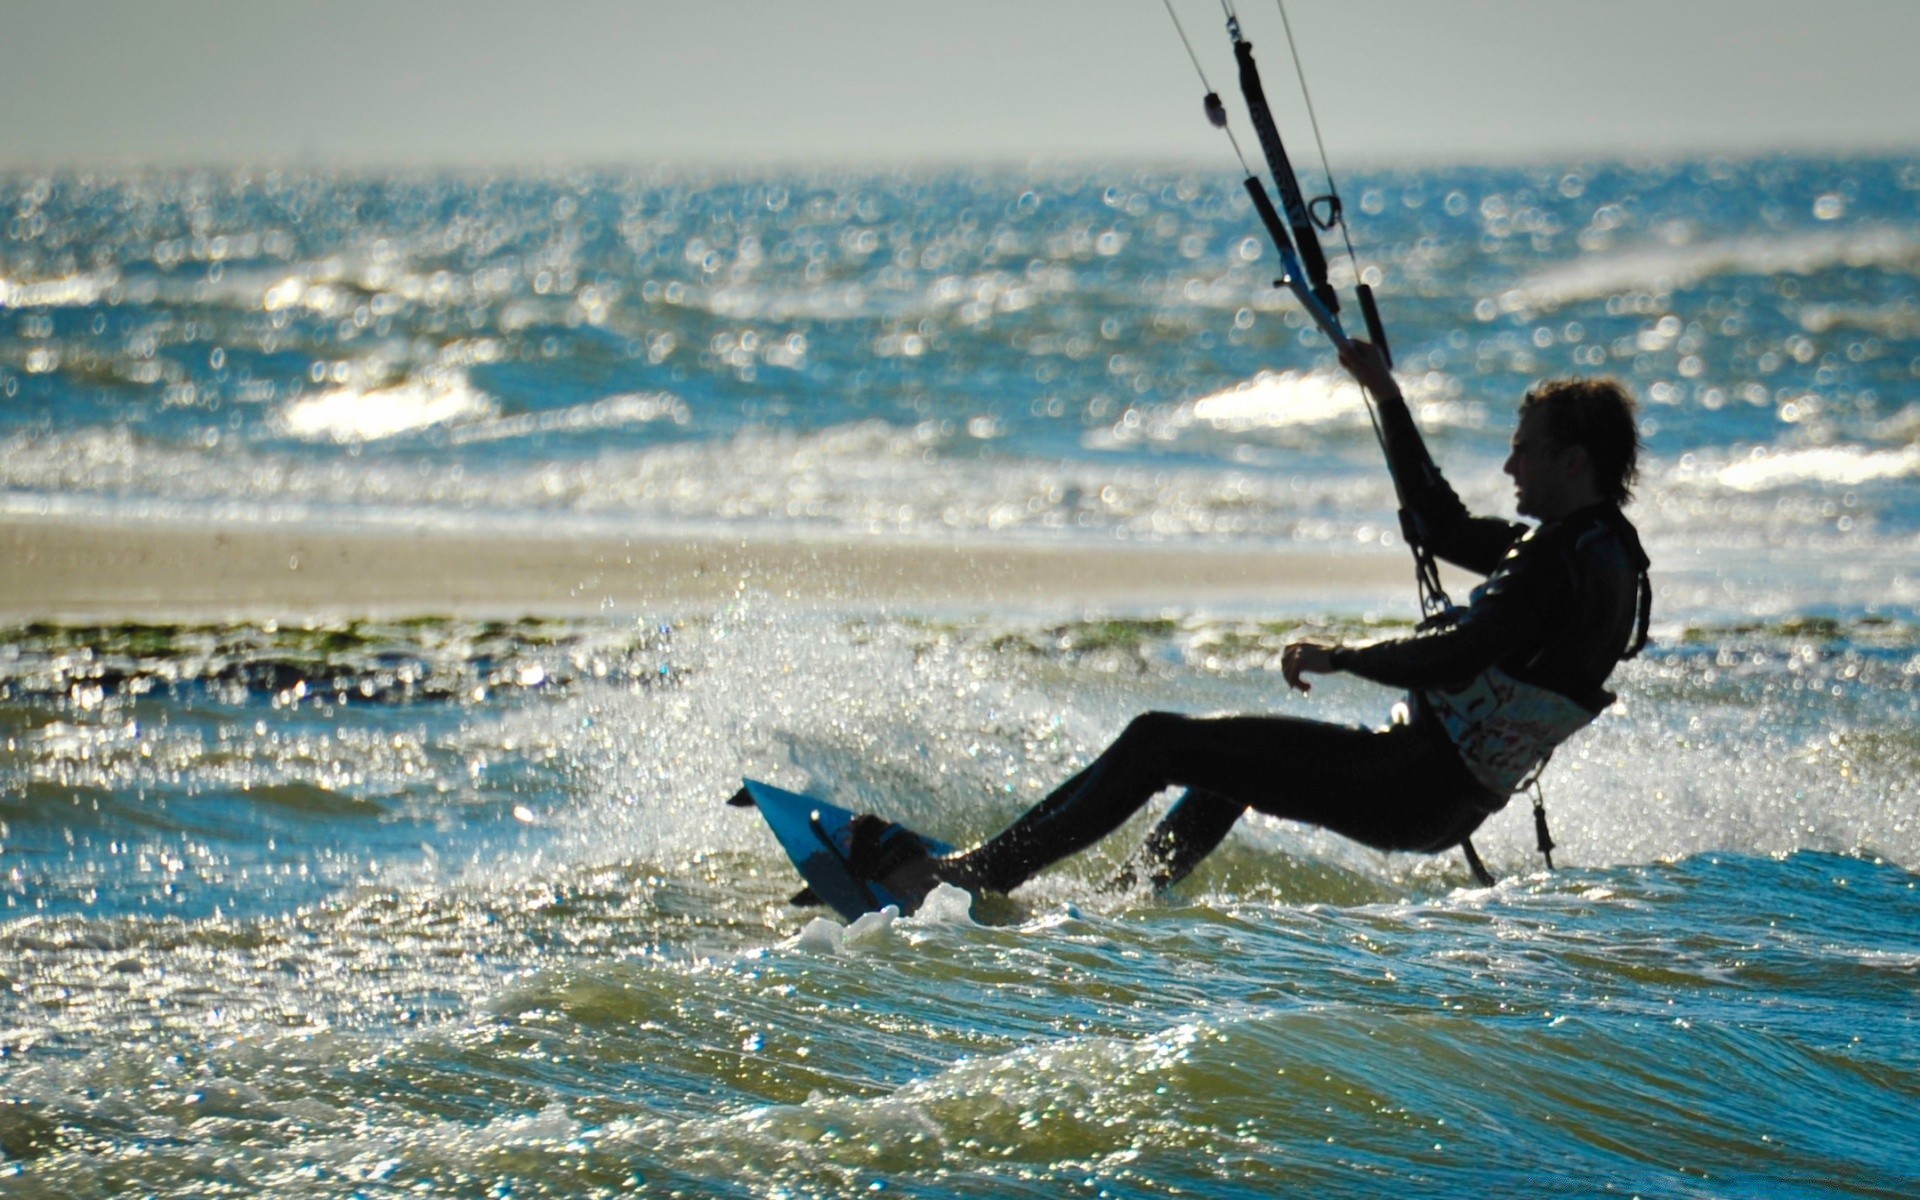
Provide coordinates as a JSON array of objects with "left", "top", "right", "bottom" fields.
[{"left": 729, "top": 778, "right": 953, "bottom": 921}]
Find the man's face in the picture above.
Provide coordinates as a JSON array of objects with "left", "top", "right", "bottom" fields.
[{"left": 1504, "top": 409, "right": 1579, "bottom": 519}]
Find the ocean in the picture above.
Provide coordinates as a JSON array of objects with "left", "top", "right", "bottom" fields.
[{"left": 1, "top": 154, "right": 1917, "bottom": 1196}]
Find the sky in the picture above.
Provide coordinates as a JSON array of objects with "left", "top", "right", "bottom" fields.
[{"left": 6, "top": 0, "right": 1918, "bottom": 169}]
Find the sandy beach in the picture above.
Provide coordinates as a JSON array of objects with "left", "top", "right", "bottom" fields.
[{"left": 0, "top": 516, "right": 1440, "bottom": 622}]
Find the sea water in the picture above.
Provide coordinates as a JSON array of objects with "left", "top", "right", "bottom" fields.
[{"left": 1, "top": 157, "right": 1917, "bottom": 1196}]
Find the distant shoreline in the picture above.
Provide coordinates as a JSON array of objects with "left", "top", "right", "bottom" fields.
[{"left": 0, "top": 515, "right": 1434, "bottom": 623}]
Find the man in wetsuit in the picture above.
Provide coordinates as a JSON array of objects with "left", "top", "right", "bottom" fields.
[{"left": 866, "top": 341, "right": 1652, "bottom": 900}]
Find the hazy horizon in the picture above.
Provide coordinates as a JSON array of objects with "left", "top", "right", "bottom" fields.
[{"left": 7, "top": 0, "right": 1918, "bottom": 172}]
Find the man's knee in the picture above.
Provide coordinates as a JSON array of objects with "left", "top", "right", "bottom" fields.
[{"left": 1122, "top": 710, "right": 1186, "bottom": 744}]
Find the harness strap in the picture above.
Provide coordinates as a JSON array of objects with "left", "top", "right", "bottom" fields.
[
  {"left": 1626, "top": 572, "right": 1654, "bottom": 659},
  {"left": 1531, "top": 782, "right": 1557, "bottom": 870},
  {"left": 1459, "top": 779, "right": 1562, "bottom": 887},
  {"left": 1459, "top": 837, "right": 1496, "bottom": 887}
]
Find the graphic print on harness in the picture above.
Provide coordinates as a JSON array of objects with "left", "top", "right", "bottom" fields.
[{"left": 1418, "top": 666, "right": 1605, "bottom": 795}]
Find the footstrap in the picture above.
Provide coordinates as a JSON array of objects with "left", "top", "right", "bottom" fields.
[
  {"left": 846, "top": 813, "right": 934, "bottom": 882},
  {"left": 813, "top": 812, "right": 883, "bottom": 912}
]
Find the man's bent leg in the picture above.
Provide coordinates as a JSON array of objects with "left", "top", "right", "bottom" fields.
[
  {"left": 1113, "top": 789, "right": 1247, "bottom": 891},
  {"left": 1149, "top": 714, "right": 1494, "bottom": 853},
  {"left": 948, "top": 711, "right": 1491, "bottom": 895},
  {"left": 947, "top": 711, "right": 1197, "bottom": 893}
]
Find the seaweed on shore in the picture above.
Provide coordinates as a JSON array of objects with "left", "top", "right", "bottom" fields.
[
  {"left": 906, "top": 612, "right": 1423, "bottom": 676},
  {"left": 0, "top": 616, "right": 684, "bottom": 709}
]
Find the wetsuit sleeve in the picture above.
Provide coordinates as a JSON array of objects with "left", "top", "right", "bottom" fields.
[
  {"left": 1332, "top": 533, "right": 1565, "bottom": 689},
  {"left": 1371, "top": 380, "right": 1523, "bottom": 575}
]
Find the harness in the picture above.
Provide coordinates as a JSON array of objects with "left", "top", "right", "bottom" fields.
[
  {"left": 1434, "top": 517, "right": 1653, "bottom": 884},
  {"left": 1420, "top": 666, "right": 1606, "bottom": 796}
]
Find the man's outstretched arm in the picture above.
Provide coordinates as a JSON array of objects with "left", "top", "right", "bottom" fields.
[{"left": 1339, "top": 341, "right": 1519, "bottom": 575}]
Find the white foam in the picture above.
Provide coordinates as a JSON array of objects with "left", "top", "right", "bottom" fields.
[
  {"left": 259, "top": 274, "right": 357, "bottom": 318},
  {"left": 1798, "top": 302, "right": 1920, "bottom": 338},
  {"left": 794, "top": 916, "right": 845, "bottom": 953},
  {"left": 844, "top": 905, "right": 899, "bottom": 942},
  {"left": 0, "top": 270, "right": 116, "bottom": 308},
  {"left": 1191, "top": 371, "right": 1366, "bottom": 430},
  {"left": 447, "top": 392, "right": 690, "bottom": 445},
  {"left": 1088, "top": 369, "right": 1471, "bottom": 451},
  {"left": 906, "top": 883, "right": 977, "bottom": 925},
  {"left": 279, "top": 371, "right": 495, "bottom": 442},
  {"left": 1669, "top": 444, "right": 1920, "bottom": 492},
  {"left": 478, "top": 1102, "right": 583, "bottom": 1146}
]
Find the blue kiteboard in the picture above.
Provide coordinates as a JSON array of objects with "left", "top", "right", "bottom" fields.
[{"left": 730, "top": 779, "right": 952, "bottom": 921}]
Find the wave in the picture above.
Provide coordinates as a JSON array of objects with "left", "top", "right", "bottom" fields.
[
  {"left": 2, "top": 416, "right": 1913, "bottom": 572},
  {"left": 0, "top": 416, "right": 1414, "bottom": 545},
  {"left": 1798, "top": 300, "right": 1920, "bottom": 338},
  {"left": 1495, "top": 226, "right": 1919, "bottom": 314},
  {"left": 1, "top": 256, "right": 576, "bottom": 327}
]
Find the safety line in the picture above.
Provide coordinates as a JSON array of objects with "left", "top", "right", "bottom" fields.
[
  {"left": 1275, "top": 0, "right": 1364, "bottom": 274},
  {"left": 1162, "top": 0, "right": 1255, "bottom": 175}
]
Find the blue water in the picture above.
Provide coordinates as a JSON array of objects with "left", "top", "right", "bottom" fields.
[
  {"left": 5, "top": 158, "right": 1919, "bottom": 588},
  {"left": 2, "top": 153, "right": 1919, "bottom": 1196}
]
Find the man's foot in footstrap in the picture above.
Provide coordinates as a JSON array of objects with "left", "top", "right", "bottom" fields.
[{"left": 847, "top": 813, "right": 990, "bottom": 911}]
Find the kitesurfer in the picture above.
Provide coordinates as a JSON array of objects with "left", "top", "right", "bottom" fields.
[{"left": 863, "top": 341, "right": 1652, "bottom": 898}]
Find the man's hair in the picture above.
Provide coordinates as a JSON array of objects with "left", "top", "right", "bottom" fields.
[{"left": 1519, "top": 377, "right": 1641, "bottom": 506}]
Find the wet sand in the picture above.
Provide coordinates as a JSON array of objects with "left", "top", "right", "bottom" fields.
[{"left": 0, "top": 516, "right": 1441, "bottom": 621}]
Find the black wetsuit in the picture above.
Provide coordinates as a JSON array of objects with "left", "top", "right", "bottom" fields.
[{"left": 947, "top": 383, "right": 1652, "bottom": 894}]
